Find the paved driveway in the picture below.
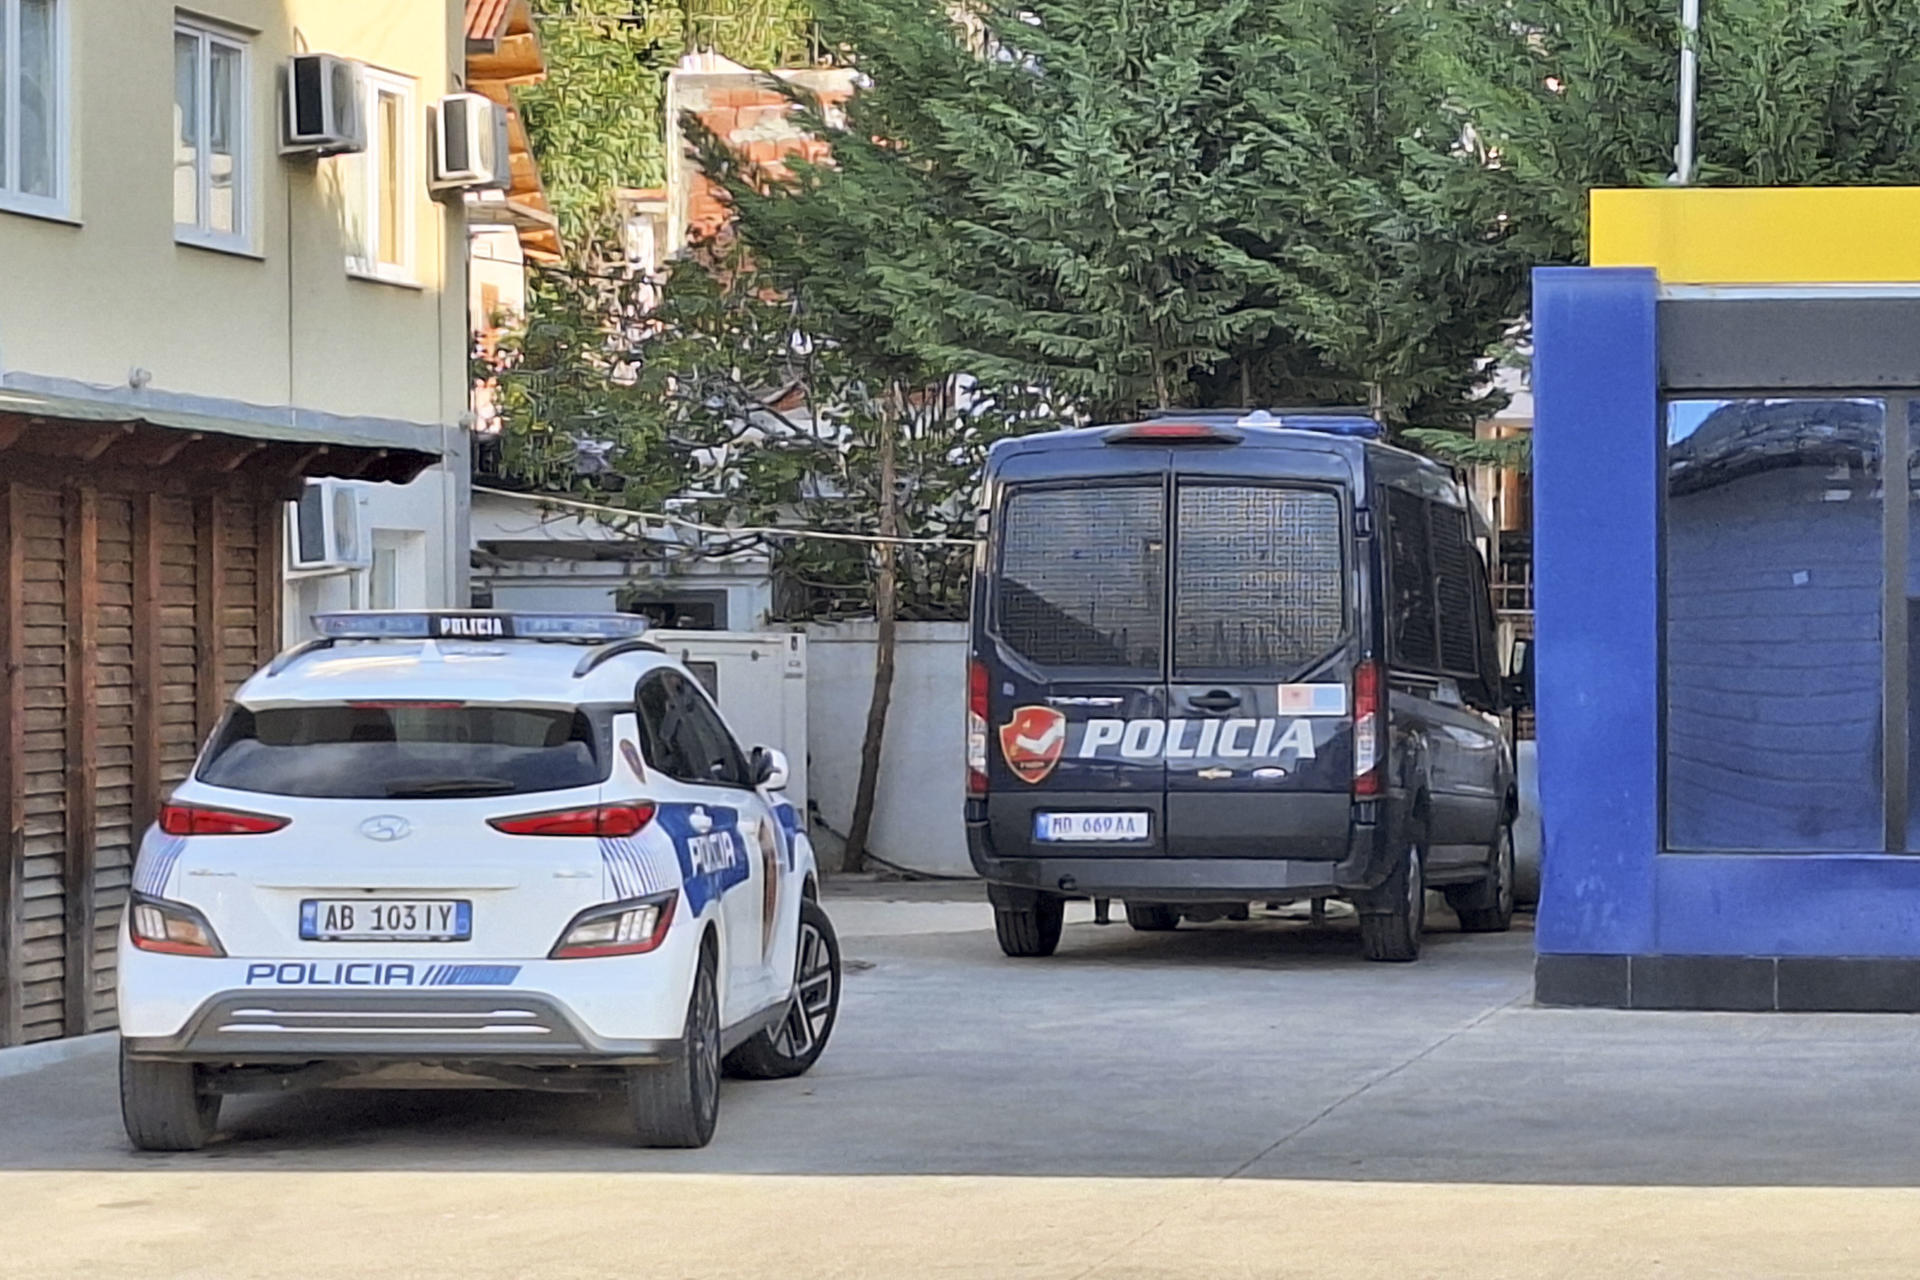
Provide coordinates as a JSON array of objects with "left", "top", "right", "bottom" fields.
[{"left": 6, "top": 888, "right": 1920, "bottom": 1277}]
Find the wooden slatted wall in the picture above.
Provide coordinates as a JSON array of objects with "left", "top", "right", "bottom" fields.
[{"left": 0, "top": 476, "right": 282, "bottom": 1045}]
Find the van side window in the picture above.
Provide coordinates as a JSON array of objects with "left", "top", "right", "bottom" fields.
[
  {"left": 1385, "top": 488, "right": 1439, "bottom": 672},
  {"left": 1429, "top": 503, "right": 1481, "bottom": 678}
]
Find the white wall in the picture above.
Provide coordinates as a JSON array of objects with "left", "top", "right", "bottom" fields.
[{"left": 805, "top": 621, "right": 972, "bottom": 878}]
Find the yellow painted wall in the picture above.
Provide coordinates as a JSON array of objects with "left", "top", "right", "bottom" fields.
[
  {"left": 0, "top": 0, "right": 467, "bottom": 429},
  {"left": 1591, "top": 187, "right": 1920, "bottom": 286}
]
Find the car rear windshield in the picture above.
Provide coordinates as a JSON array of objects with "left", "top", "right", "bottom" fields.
[
  {"left": 196, "top": 704, "right": 605, "bottom": 799},
  {"left": 996, "top": 485, "right": 1165, "bottom": 671},
  {"left": 1174, "top": 484, "right": 1345, "bottom": 678}
]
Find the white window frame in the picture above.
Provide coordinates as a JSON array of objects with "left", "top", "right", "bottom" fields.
[
  {"left": 344, "top": 66, "right": 417, "bottom": 285},
  {"left": 0, "top": 0, "right": 71, "bottom": 220},
  {"left": 172, "top": 17, "right": 252, "bottom": 253}
]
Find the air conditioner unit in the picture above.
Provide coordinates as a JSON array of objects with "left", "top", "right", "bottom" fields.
[
  {"left": 289, "top": 480, "right": 373, "bottom": 572},
  {"left": 430, "top": 94, "right": 511, "bottom": 193},
  {"left": 282, "top": 54, "right": 366, "bottom": 155}
]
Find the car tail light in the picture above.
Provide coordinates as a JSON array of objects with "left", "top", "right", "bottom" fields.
[
  {"left": 967, "top": 659, "right": 989, "bottom": 797},
  {"left": 159, "top": 803, "right": 290, "bottom": 836},
  {"left": 129, "top": 896, "right": 226, "bottom": 957},
  {"left": 1352, "top": 660, "right": 1382, "bottom": 798},
  {"left": 551, "top": 891, "right": 677, "bottom": 959},
  {"left": 489, "top": 803, "right": 656, "bottom": 838},
  {"left": 1103, "top": 423, "right": 1241, "bottom": 444}
]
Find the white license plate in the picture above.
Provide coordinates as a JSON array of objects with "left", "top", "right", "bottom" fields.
[
  {"left": 1033, "top": 812, "right": 1150, "bottom": 842},
  {"left": 300, "top": 899, "right": 472, "bottom": 942}
]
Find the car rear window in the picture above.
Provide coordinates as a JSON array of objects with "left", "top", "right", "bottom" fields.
[
  {"left": 197, "top": 704, "right": 605, "bottom": 799},
  {"left": 1173, "top": 484, "right": 1345, "bottom": 678},
  {"left": 996, "top": 486, "right": 1165, "bottom": 671}
]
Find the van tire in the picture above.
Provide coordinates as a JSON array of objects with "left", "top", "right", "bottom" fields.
[
  {"left": 1359, "top": 842, "right": 1424, "bottom": 963},
  {"left": 1125, "top": 902, "right": 1179, "bottom": 932},
  {"left": 120, "top": 1045, "right": 221, "bottom": 1152},
  {"left": 628, "top": 945, "right": 721, "bottom": 1148},
  {"left": 991, "top": 887, "right": 1064, "bottom": 957},
  {"left": 1447, "top": 824, "right": 1516, "bottom": 933}
]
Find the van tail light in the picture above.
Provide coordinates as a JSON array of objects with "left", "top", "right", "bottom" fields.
[
  {"left": 159, "top": 803, "right": 290, "bottom": 836},
  {"left": 489, "top": 803, "right": 655, "bottom": 838},
  {"left": 551, "top": 891, "right": 677, "bottom": 959},
  {"left": 967, "top": 659, "right": 990, "bottom": 797},
  {"left": 1352, "top": 661, "right": 1383, "bottom": 798},
  {"left": 129, "top": 896, "right": 226, "bottom": 957}
]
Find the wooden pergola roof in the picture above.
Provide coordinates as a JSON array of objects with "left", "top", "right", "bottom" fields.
[{"left": 466, "top": 0, "right": 561, "bottom": 263}]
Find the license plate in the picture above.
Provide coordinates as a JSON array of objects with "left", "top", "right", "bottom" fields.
[
  {"left": 300, "top": 899, "right": 472, "bottom": 942},
  {"left": 1033, "top": 812, "right": 1150, "bottom": 842}
]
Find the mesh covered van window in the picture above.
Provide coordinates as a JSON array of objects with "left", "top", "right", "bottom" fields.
[
  {"left": 996, "top": 486, "right": 1165, "bottom": 670},
  {"left": 1174, "top": 485, "right": 1344, "bottom": 678}
]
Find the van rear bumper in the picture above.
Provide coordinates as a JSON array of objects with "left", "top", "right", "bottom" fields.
[{"left": 967, "top": 821, "right": 1388, "bottom": 902}]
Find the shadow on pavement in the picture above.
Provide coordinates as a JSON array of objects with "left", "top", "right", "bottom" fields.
[{"left": 4, "top": 906, "right": 1919, "bottom": 1189}]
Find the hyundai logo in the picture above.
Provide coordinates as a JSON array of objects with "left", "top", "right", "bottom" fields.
[{"left": 359, "top": 815, "right": 412, "bottom": 842}]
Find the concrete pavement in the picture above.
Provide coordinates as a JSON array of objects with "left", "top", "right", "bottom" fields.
[{"left": 6, "top": 889, "right": 1920, "bottom": 1277}]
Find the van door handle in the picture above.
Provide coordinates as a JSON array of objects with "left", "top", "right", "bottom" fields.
[{"left": 1188, "top": 690, "right": 1241, "bottom": 712}]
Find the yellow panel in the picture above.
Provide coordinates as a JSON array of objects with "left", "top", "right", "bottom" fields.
[{"left": 1590, "top": 187, "right": 1920, "bottom": 285}]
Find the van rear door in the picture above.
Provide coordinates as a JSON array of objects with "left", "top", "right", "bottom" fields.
[
  {"left": 1164, "top": 457, "right": 1356, "bottom": 860},
  {"left": 983, "top": 458, "right": 1169, "bottom": 860}
]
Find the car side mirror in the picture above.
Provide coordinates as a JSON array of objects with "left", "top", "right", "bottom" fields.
[
  {"left": 752, "top": 745, "right": 790, "bottom": 791},
  {"left": 1504, "top": 638, "right": 1534, "bottom": 712}
]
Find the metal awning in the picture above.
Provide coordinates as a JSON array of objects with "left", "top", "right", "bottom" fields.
[{"left": 0, "top": 384, "right": 444, "bottom": 485}]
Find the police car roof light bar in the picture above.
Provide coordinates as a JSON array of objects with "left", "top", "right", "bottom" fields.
[{"left": 310, "top": 611, "right": 651, "bottom": 643}]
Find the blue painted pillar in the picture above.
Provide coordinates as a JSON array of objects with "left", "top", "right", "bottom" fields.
[{"left": 1532, "top": 268, "right": 1661, "bottom": 955}]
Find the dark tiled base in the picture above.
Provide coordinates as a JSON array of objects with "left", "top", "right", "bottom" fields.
[{"left": 1536, "top": 953, "right": 1920, "bottom": 1011}]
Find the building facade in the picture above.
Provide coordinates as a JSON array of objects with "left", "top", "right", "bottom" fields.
[{"left": 0, "top": 0, "right": 469, "bottom": 1046}]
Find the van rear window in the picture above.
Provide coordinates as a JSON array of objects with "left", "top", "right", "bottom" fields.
[
  {"left": 1174, "top": 485, "right": 1344, "bottom": 677},
  {"left": 997, "top": 486, "right": 1164, "bottom": 670},
  {"left": 197, "top": 704, "right": 605, "bottom": 799}
]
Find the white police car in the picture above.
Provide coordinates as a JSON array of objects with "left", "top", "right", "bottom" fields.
[{"left": 116, "top": 612, "right": 839, "bottom": 1151}]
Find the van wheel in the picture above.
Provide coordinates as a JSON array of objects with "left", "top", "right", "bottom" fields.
[
  {"left": 1125, "top": 902, "right": 1179, "bottom": 932},
  {"left": 725, "top": 899, "right": 841, "bottom": 1080},
  {"left": 1359, "top": 842, "right": 1425, "bottom": 963},
  {"left": 1446, "top": 824, "right": 1516, "bottom": 933},
  {"left": 120, "top": 1044, "right": 222, "bottom": 1152},
  {"left": 628, "top": 946, "right": 721, "bottom": 1148},
  {"left": 990, "top": 885, "right": 1064, "bottom": 957}
]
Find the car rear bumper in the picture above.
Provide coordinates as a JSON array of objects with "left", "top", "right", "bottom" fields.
[
  {"left": 967, "top": 818, "right": 1390, "bottom": 901},
  {"left": 120, "top": 989, "right": 684, "bottom": 1065}
]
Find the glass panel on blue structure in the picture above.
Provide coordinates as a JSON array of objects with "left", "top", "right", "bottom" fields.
[{"left": 1665, "top": 398, "right": 1884, "bottom": 852}]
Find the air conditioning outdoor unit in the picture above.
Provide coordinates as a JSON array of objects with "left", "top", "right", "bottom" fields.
[
  {"left": 289, "top": 480, "right": 373, "bottom": 572},
  {"left": 282, "top": 54, "right": 366, "bottom": 155},
  {"left": 430, "top": 93, "right": 511, "bottom": 192}
]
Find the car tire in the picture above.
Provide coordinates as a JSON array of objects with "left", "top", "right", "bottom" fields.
[
  {"left": 1125, "top": 902, "right": 1179, "bottom": 932},
  {"left": 120, "top": 1044, "right": 222, "bottom": 1152},
  {"left": 1447, "top": 823, "right": 1517, "bottom": 934},
  {"left": 1359, "top": 840, "right": 1425, "bottom": 963},
  {"left": 991, "top": 887, "right": 1064, "bottom": 957},
  {"left": 628, "top": 943, "right": 721, "bottom": 1148},
  {"left": 725, "top": 899, "right": 841, "bottom": 1080}
]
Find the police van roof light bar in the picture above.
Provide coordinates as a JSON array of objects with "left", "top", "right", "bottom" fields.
[
  {"left": 1104, "top": 422, "right": 1243, "bottom": 445},
  {"left": 310, "top": 612, "right": 651, "bottom": 643},
  {"left": 1128, "top": 407, "right": 1386, "bottom": 440}
]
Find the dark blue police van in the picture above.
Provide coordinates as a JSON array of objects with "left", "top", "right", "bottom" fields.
[{"left": 965, "top": 409, "right": 1523, "bottom": 962}]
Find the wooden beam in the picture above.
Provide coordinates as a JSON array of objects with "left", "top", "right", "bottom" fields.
[
  {"left": 0, "top": 418, "right": 27, "bottom": 452},
  {"left": 256, "top": 488, "right": 283, "bottom": 663},
  {"left": 62, "top": 487, "right": 98, "bottom": 1035},
  {"left": 131, "top": 492, "right": 163, "bottom": 840},
  {"left": 150, "top": 432, "right": 204, "bottom": 468},
  {"left": 78, "top": 424, "right": 136, "bottom": 464},
  {"left": 0, "top": 483, "right": 24, "bottom": 1046},
  {"left": 214, "top": 441, "right": 267, "bottom": 474},
  {"left": 195, "top": 496, "right": 226, "bottom": 740},
  {"left": 284, "top": 446, "right": 328, "bottom": 476}
]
